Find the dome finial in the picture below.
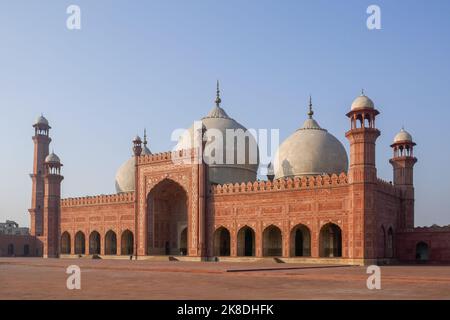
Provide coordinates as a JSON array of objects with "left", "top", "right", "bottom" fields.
[
  {"left": 307, "top": 95, "right": 314, "bottom": 119},
  {"left": 361, "top": 88, "right": 365, "bottom": 96},
  {"left": 215, "top": 80, "right": 222, "bottom": 107},
  {"left": 143, "top": 128, "right": 148, "bottom": 145}
]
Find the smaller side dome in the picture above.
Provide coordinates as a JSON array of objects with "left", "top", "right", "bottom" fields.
[
  {"left": 34, "top": 114, "right": 49, "bottom": 127},
  {"left": 394, "top": 128, "right": 413, "bottom": 143},
  {"left": 351, "top": 94, "right": 374, "bottom": 111},
  {"left": 133, "top": 135, "right": 142, "bottom": 143},
  {"left": 45, "top": 152, "right": 60, "bottom": 163}
]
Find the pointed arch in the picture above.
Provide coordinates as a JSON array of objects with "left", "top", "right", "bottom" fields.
[
  {"left": 319, "top": 223, "right": 342, "bottom": 257},
  {"left": 89, "top": 231, "right": 101, "bottom": 255},
  {"left": 60, "top": 231, "right": 71, "bottom": 254},
  {"left": 213, "top": 226, "right": 231, "bottom": 256},
  {"left": 237, "top": 225, "right": 255, "bottom": 256},
  {"left": 121, "top": 230, "right": 134, "bottom": 255},
  {"left": 263, "top": 225, "right": 282, "bottom": 257},
  {"left": 146, "top": 178, "right": 188, "bottom": 255},
  {"left": 387, "top": 227, "right": 394, "bottom": 258},
  {"left": 290, "top": 224, "right": 311, "bottom": 257},
  {"left": 105, "top": 230, "right": 117, "bottom": 255},
  {"left": 75, "top": 231, "right": 86, "bottom": 254},
  {"left": 416, "top": 241, "right": 429, "bottom": 261}
]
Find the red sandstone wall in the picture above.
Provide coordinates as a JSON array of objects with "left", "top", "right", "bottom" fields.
[
  {"left": 396, "top": 228, "right": 450, "bottom": 263},
  {"left": 0, "top": 235, "right": 41, "bottom": 257},
  {"left": 208, "top": 174, "right": 351, "bottom": 258},
  {"left": 60, "top": 193, "right": 135, "bottom": 255},
  {"left": 374, "top": 180, "right": 402, "bottom": 259}
]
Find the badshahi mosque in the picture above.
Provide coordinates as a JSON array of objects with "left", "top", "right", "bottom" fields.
[{"left": 1, "top": 85, "right": 449, "bottom": 264}]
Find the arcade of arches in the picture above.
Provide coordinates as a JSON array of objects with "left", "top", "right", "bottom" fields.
[
  {"left": 59, "top": 223, "right": 344, "bottom": 258},
  {"left": 214, "top": 223, "right": 342, "bottom": 258},
  {"left": 59, "top": 229, "right": 134, "bottom": 256}
]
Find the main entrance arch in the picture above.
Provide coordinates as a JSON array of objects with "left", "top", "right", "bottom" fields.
[{"left": 146, "top": 179, "right": 188, "bottom": 255}]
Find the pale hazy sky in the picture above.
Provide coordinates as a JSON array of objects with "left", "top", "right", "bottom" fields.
[{"left": 0, "top": 0, "right": 449, "bottom": 227}]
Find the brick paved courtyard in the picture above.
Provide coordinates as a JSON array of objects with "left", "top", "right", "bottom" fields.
[{"left": 1, "top": 258, "right": 449, "bottom": 299}]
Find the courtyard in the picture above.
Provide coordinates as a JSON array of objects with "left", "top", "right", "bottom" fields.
[{"left": 0, "top": 258, "right": 449, "bottom": 299}]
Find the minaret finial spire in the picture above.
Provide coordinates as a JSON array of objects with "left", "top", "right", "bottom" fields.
[
  {"left": 143, "top": 128, "right": 148, "bottom": 146},
  {"left": 307, "top": 95, "right": 314, "bottom": 119},
  {"left": 215, "top": 80, "right": 221, "bottom": 107}
]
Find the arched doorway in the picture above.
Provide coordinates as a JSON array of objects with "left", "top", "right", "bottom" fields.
[
  {"left": 237, "top": 226, "right": 255, "bottom": 256},
  {"left": 263, "top": 225, "right": 282, "bottom": 257},
  {"left": 179, "top": 227, "right": 187, "bottom": 255},
  {"left": 75, "top": 231, "right": 85, "bottom": 254},
  {"left": 146, "top": 179, "right": 188, "bottom": 255},
  {"left": 61, "top": 232, "right": 71, "bottom": 254},
  {"left": 387, "top": 227, "right": 394, "bottom": 258},
  {"left": 319, "top": 223, "right": 342, "bottom": 257},
  {"left": 121, "top": 230, "right": 134, "bottom": 255},
  {"left": 416, "top": 242, "right": 429, "bottom": 261},
  {"left": 89, "top": 231, "right": 101, "bottom": 255},
  {"left": 213, "top": 227, "right": 231, "bottom": 256},
  {"left": 379, "top": 226, "right": 386, "bottom": 258},
  {"left": 105, "top": 230, "right": 117, "bottom": 255},
  {"left": 24, "top": 244, "right": 30, "bottom": 256},
  {"left": 7, "top": 244, "right": 14, "bottom": 256},
  {"left": 290, "top": 224, "right": 311, "bottom": 257}
]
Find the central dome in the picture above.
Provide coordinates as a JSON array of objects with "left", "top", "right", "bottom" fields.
[
  {"left": 176, "top": 83, "right": 259, "bottom": 184},
  {"left": 273, "top": 100, "right": 348, "bottom": 179}
]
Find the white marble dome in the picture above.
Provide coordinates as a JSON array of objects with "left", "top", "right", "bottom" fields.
[
  {"left": 45, "top": 152, "right": 60, "bottom": 163},
  {"left": 35, "top": 114, "right": 49, "bottom": 127},
  {"left": 273, "top": 109, "right": 348, "bottom": 179},
  {"left": 176, "top": 92, "right": 259, "bottom": 185},
  {"left": 394, "top": 128, "right": 413, "bottom": 143},
  {"left": 351, "top": 94, "right": 374, "bottom": 111},
  {"left": 115, "top": 136, "right": 151, "bottom": 193}
]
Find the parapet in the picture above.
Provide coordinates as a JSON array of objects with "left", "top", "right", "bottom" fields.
[
  {"left": 138, "top": 148, "right": 199, "bottom": 165},
  {"left": 376, "top": 178, "right": 402, "bottom": 197},
  {"left": 61, "top": 192, "right": 135, "bottom": 207},
  {"left": 211, "top": 172, "right": 348, "bottom": 195}
]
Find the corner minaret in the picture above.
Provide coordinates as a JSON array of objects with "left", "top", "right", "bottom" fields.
[
  {"left": 345, "top": 92, "right": 380, "bottom": 262},
  {"left": 29, "top": 115, "right": 51, "bottom": 236},
  {"left": 42, "top": 152, "right": 63, "bottom": 258},
  {"left": 390, "top": 128, "right": 417, "bottom": 229}
]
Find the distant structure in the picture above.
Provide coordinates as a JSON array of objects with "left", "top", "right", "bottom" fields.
[
  {"left": 0, "top": 220, "right": 29, "bottom": 236},
  {"left": 2, "top": 86, "right": 450, "bottom": 263},
  {"left": 0, "top": 220, "right": 34, "bottom": 256}
]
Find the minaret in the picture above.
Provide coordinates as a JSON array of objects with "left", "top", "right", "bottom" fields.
[
  {"left": 390, "top": 128, "right": 417, "bottom": 229},
  {"left": 29, "top": 115, "right": 51, "bottom": 236},
  {"left": 42, "top": 152, "right": 64, "bottom": 258},
  {"left": 345, "top": 91, "right": 380, "bottom": 262},
  {"left": 133, "top": 135, "right": 142, "bottom": 258}
]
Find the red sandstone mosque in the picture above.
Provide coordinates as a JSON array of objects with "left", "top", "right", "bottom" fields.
[{"left": 2, "top": 87, "right": 450, "bottom": 264}]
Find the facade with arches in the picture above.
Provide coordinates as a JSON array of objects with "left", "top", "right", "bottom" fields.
[{"left": 19, "top": 93, "right": 450, "bottom": 264}]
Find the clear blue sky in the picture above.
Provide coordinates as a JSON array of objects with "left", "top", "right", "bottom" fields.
[{"left": 0, "top": 0, "right": 449, "bottom": 227}]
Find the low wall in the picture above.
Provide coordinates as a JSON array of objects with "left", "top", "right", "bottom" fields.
[
  {"left": 396, "top": 227, "right": 450, "bottom": 263},
  {"left": 0, "top": 235, "right": 41, "bottom": 257}
]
